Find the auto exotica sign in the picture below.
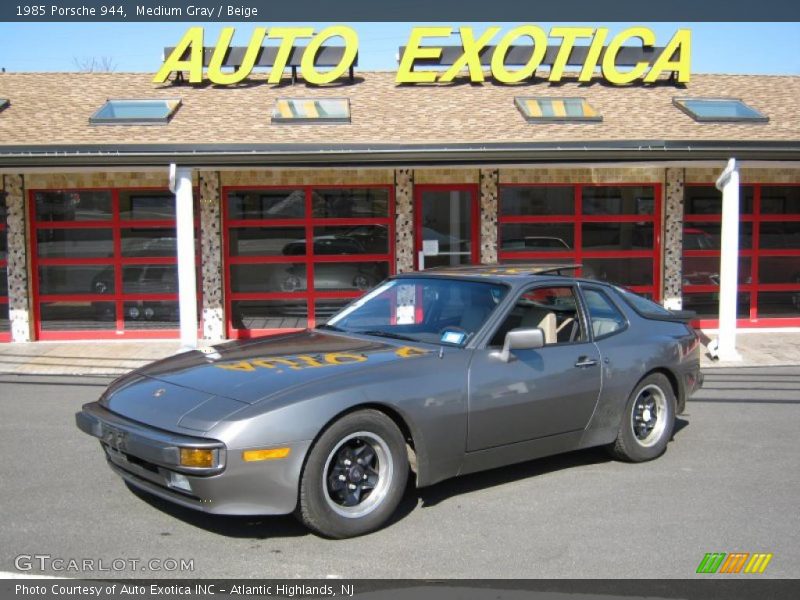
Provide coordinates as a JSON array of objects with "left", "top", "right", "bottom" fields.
[{"left": 154, "top": 25, "right": 691, "bottom": 86}]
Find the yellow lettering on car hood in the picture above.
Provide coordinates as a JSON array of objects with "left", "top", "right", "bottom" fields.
[{"left": 214, "top": 346, "right": 431, "bottom": 374}]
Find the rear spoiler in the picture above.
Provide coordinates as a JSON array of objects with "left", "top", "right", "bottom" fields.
[
  {"left": 628, "top": 309, "right": 696, "bottom": 324},
  {"left": 533, "top": 264, "right": 582, "bottom": 276},
  {"left": 665, "top": 309, "right": 697, "bottom": 324}
]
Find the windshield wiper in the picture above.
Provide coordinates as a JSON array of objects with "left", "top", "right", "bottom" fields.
[
  {"left": 359, "top": 330, "right": 418, "bottom": 342},
  {"left": 316, "top": 323, "right": 345, "bottom": 332}
]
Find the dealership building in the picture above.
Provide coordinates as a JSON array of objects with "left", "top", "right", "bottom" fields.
[{"left": 0, "top": 66, "right": 798, "bottom": 345}]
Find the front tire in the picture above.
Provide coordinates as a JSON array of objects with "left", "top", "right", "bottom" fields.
[
  {"left": 609, "top": 373, "right": 676, "bottom": 462},
  {"left": 297, "top": 410, "right": 409, "bottom": 538}
]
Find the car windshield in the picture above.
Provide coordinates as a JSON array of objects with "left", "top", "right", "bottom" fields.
[{"left": 322, "top": 277, "right": 509, "bottom": 346}]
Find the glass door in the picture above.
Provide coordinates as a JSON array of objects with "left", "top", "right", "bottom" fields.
[{"left": 415, "top": 185, "right": 480, "bottom": 269}]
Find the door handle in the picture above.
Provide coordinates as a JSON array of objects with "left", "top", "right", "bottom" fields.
[{"left": 574, "top": 356, "right": 598, "bottom": 368}]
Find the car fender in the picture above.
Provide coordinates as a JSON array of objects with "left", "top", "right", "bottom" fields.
[{"left": 207, "top": 350, "right": 471, "bottom": 489}]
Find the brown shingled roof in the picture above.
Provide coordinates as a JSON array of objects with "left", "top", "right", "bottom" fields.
[{"left": 0, "top": 71, "right": 798, "bottom": 148}]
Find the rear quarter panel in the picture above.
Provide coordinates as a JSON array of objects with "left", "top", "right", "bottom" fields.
[{"left": 579, "top": 306, "right": 699, "bottom": 449}]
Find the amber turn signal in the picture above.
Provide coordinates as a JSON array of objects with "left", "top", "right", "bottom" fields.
[
  {"left": 242, "top": 447, "right": 291, "bottom": 462},
  {"left": 179, "top": 447, "right": 215, "bottom": 468}
]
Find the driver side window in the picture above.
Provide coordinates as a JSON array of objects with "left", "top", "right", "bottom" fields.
[{"left": 489, "top": 286, "right": 585, "bottom": 347}]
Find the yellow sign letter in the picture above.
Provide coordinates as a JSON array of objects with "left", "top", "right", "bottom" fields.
[
  {"left": 578, "top": 27, "right": 609, "bottom": 82},
  {"left": 207, "top": 27, "right": 267, "bottom": 85},
  {"left": 602, "top": 26, "right": 656, "bottom": 85},
  {"left": 440, "top": 26, "right": 500, "bottom": 83},
  {"left": 153, "top": 26, "right": 205, "bottom": 83},
  {"left": 396, "top": 26, "right": 452, "bottom": 84},
  {"left": 644, "top": 28, "right": 691, "bottom": 83},
  {"left": 490, "top": 25, "right": 548, "bottom": 84},
  {"left": 301, "top": 25, "right": 359, "bottom": 85},
  {"left": 267, "top": 27, "right": 315, "bottom": 84},
  {"left": 548, "top": 27, "right": 594, "bottom": 82}
]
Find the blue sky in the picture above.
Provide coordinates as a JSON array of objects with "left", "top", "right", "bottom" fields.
[{"left": 1, "top": 22, "right": 798, "bottom": 74}]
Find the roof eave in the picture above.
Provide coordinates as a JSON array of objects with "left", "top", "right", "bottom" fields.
[{"left": 1, "top": 141, "right": 799, "bottom": 168}]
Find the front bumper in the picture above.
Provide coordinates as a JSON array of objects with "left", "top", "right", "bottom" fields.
[{"left": 76, "top": 401, "right": 311, "bottom": 515}]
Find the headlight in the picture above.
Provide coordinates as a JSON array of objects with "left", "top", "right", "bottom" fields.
[{"left": 179, "top": 447, "right": 217, "bottom": 468}]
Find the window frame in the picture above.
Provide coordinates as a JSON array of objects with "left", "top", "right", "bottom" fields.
[
  {"left": 579, "top": 284, "right": 630, "bottom": 341},
  {"left": 672, "top": 97, "right": 768, "bottom": 123},
  {"left": 483, "top": 282, "right": 590, "bottom": 349},
  {"left": 89, "top": 98, "right": 182, "bottom": 125},
  {"left": 682, "top": 182, "right": 800, "bottom": 328},
  {"left": 514, "top": 96, "right": 602, "bottom": 123},
  {"left": 28, "top": 187, "right": 200, "bottom": 340},
  {"left": 223, "top": 184, "right": 395, "bottom": 338},
  {"left": 271, "top": 98, "right": 351, "bottom": 124},
  {"left": 498, "top": 182, "right": 662, "bottom": 300}
]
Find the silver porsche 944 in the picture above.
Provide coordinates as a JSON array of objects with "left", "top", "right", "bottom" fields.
[{"left": 76, "top": 265, "right": 703, "bottom": 538}]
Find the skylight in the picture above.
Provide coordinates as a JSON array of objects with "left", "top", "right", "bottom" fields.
[
  {"left": 515, "top": 97, "right": 601, "bottom": 122},
  {"left": 89, "top": 99, "right": 181, "bottom": 125},
  {"left": 272, "top": 98, "right": 351, "bottom": 123},
  {"left": 673, "top": 98, "right": 768, "bottom": 123}
]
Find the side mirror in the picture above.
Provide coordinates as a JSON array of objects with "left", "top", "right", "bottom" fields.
[{"left": 493, "top": 327, "right": 545, "bottom": 363}]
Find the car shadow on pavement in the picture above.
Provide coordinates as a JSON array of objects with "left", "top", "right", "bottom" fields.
[
  {"left": 415, "top": 446, "right": 613, "bottom": 509},
  {"left": 126, "top": 418, "right": 691, "bottom": 538},
  {"left": 416, "top": 417, "right": 690, "bottom": 509}
]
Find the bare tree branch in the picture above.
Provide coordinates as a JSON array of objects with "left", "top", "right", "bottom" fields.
[{"left": 72, "top": 56, "right": 117, "bottom": 73}]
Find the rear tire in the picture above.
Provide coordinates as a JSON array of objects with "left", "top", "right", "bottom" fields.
[
  {"left": 297, "top": 410, "right": 409, "bottom": 538},
  {"left": 609, "top": 373, "right": 676, "bottom": 462}
]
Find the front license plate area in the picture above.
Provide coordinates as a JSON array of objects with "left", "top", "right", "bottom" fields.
[{"left": 101, "top": 423, "right": 128, "bottom": 453}]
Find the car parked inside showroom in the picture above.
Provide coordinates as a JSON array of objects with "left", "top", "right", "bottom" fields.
[{"left": 76, "top": 264, "right": 703, "bottom": 538}]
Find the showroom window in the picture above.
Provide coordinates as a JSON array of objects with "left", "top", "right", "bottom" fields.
[
  {"left": 30, "top": 189, "right": 199, "bottom": 339},
  {"left": 682, "top": 184, "right": 800, "bottom": 326},
  {"left": 498, "top": 184, "right": 661, "bottom": 300},
  {"left": 0, "top": 199, "right": 9, "bottom": 341},
  {"left": 224, "top": 186, "right": 394, "bottom": 337}
]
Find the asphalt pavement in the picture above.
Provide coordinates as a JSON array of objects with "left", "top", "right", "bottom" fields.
[{"left": 0, "top": 367, "right": 798, "bottom": 579}]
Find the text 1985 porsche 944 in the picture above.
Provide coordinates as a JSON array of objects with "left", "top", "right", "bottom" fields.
[{"left": 76, "top": 265, "right": 703, "bottom": 538}]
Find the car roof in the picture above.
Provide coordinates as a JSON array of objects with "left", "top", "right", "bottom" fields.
[{"left": 393, "top": 263, "right": 608, "bottom": 287}]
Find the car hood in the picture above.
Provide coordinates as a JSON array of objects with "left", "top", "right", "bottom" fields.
[
  {"left": 102, "top": 330, "right": 433, "bottom": 430},
  {"left": 100, "top": 375, "right": 247, "bottom": 433}
]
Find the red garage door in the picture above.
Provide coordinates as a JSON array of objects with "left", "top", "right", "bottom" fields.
[
  {"left": 683, "top": 183, "right": 800, "bottom": 327},
  {"left": 223, "top": 185, "right": 394, "bottom": 338},
  {"left": 498, "top": 183, "right": 662, "bottom": 300},
  {"left": 29, "top": 188, "right": 199, "bottom": 340}
]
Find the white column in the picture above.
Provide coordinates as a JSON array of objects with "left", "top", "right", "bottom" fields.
[
  {"left": 170, "top": 165, "right": 197, "bottom": 350},
  {"left": 712, "top": 158, "right": 742, "bottom": 361}
]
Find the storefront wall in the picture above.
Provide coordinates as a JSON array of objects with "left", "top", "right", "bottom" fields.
[{"left": 1, "top": 165, "right": 798, "bottom": 342}]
